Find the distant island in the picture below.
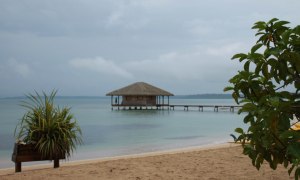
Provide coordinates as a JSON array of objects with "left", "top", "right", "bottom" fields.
[{"left": 172, "top": 94, "right": 232, "bottom": 99}]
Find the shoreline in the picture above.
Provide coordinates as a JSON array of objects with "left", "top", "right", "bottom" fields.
[
  {"left": 0, "top": 138, "right": 230, "bottom": 169},
  {"left": 0, "top": 143, "right": 292, "bottom": 179},
  {"left": 0, "top": 142, "right": 233, "bottom": 175}
]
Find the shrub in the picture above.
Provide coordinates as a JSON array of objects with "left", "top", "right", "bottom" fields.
[{"left": 15, "top": 90, "right": 82, "bottom": 159}]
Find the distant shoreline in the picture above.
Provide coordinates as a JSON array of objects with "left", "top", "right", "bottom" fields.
[{"left": 1, "top": 94, "right": 233, "bottom": 100}]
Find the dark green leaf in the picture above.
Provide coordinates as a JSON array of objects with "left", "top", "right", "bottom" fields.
[
  {"left": 267, "top": 58, "right": 278, "bottom": 68},
  {"left": 232, "top": 53, "right": 248, "bottom": 61},
  {"left": 273, "top": 21, "right": 290, "bottom": 29},
  {"left": 296, "top": 167, "right": 300, "bottom": 180},
  {"left": 287, "top": 143, "right": 300, "bottom": 159},
  {"left": 255, "top": 153, "right": 264, "bottom": 170},
  {"left": 232, "top": 92, "right": 239, "bottom": 103},
  {"left": 279, "top": 91, "right": 292, "bottom": 99},
  {"left": 251, "top": 44, "right": 263, "bottom": 54},
  {"left": 265, "top": 47, "right": 280, "bottom": 57},
  {"left": 223, "top": 86, "right": 234, "bottom": 92},
  {"left": 249, "top": 53, "right": 264, "bottom": 62},
  {"left": 241, "top": 103, "right": 257, "bottom": 112},
  {"left": 252, "top": 21, "right": 266, "bottom": 31},
  {"left": 295, "top": 81, "right": 300, "bottom": 89},
  {"left": 255, "top": 32, "right": 266, "bottom": 36},
  {"left": 282, "top": 30, "right": 291, "bottom": 44},
  {"left": 244, "top": 61, "right": 250, "bottom": 71},
  {"left": 268, "top": 18, "right": 279, "bottom": 25},
  {"left": 255, "top": 62, "right": 263, "bottom": 75},
  {"left": 293, "top": 25, "right": 300, "bottom": 35},
  {"left": 235, "top": 127, "right": 244, "bottom": 134},
  {"left": 262, "top": 63, "right": 269, "bottom": 79},
  {"left": 243, "top": 114, "right": 254, "bottom": 124}
]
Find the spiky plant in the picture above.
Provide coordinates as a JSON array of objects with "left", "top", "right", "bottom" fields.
[{"left": 15, "top": 90, "right": 82, "bottom": 159}]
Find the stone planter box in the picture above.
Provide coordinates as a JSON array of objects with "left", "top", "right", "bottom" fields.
[{"left": 11, "top": 143, "right": 65, "bottom": 172}]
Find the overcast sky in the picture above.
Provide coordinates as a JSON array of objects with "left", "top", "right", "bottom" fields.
[{"left": 0, "top": 0, "right": 299, "bottom": 97}]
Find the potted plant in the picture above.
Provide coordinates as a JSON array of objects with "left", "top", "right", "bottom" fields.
[{"left": 12, "top": 90, "right": 82, "bottom": 171}]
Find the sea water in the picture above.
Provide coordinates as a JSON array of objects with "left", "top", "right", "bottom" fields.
[{"left": 0, "top": 97, "right": 246, "bottom": 169}]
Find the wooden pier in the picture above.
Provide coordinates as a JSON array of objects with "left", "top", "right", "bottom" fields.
[
  {"left": 111, "top": 104, "right": 242, "bottom": 112},
  {"left": 169, "top": 105, "right": 242, "bottom": 112}
]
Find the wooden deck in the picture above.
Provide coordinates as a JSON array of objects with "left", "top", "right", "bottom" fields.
[
  {"left": 111, "top": 104, "right": 242, "bottom": 112},
  {"left": 111, "top": 104, "right": 170, "bottom": 110}
]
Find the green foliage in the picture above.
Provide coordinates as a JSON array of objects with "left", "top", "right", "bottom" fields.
[
  {"left": 225, "top": 18, "right": 300, "bottom": 179},
  {"left": 15, "top": 90, "right": 82, "bottom": 159}
]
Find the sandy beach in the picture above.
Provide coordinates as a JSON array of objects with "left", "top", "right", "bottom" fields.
[{"left": 0, "top": 143, "right": 292, "bottom": 180}]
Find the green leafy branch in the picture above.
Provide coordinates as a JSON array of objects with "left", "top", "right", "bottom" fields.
[{"left": 225, "top": 18, "right": 300, "bottom": 179}]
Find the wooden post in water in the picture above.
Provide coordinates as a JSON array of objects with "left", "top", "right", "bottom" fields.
[{"left": 214, "top": 106, "right": 218, "bottom": 112}]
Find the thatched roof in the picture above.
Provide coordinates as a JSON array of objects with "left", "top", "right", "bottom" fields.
[{"left": 106, "top": 82, "right": 174, "bottom": 96}]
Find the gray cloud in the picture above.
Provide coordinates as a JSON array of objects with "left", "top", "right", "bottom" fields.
[
  {"left": 70, "top": 57, "right": 133, "bottom": 79},
  {"left": 0, "top": 0, "right": 299, "bottom": 97},
  {"left": 7, "top": 59, "right": 31, "bottom": 78},
  {"left": 0, "top": 59, "right": 33, "bottom": 79}
]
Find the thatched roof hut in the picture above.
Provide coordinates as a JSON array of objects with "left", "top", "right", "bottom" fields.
[
  {"left": 106, "top": 82, "right": 173, "bottom": 109},
  {"left": 106, "top": 82, "right": 173, "bottom": 96}
]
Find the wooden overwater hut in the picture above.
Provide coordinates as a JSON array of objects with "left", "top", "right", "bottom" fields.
[{"left": 106, "top": 82, "right": 174, "bottom": 110}]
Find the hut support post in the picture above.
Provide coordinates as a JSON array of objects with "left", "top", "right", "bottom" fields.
[
  {"left": 158, "top": 96, "right": 161, "bottom": 108},
  {"left": 168, "top": 96, "right": 170, "bottom": 110},
  {"left": 159, "top": 96, "right": 161, "bottom": 105},
  {"left": 118, "top": 96, "right": 120, "bottom": 110},
  {"left": 162, "top": 96, "right": 164, "bottom": 109},
  {"left": 111, "top": 96, "right": 113, "bottom": 110}
]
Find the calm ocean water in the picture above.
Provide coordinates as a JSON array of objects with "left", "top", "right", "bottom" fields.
[{"left": 0, "top": 97, "right": 246, "bottom": 169}]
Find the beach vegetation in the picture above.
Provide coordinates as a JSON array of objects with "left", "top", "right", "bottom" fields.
[
  {"left": 225, "top": 18, "right": 300, "bottom": 179},
  {"left": 14, "top": 90, "right": 82, "bottom": 159}
]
